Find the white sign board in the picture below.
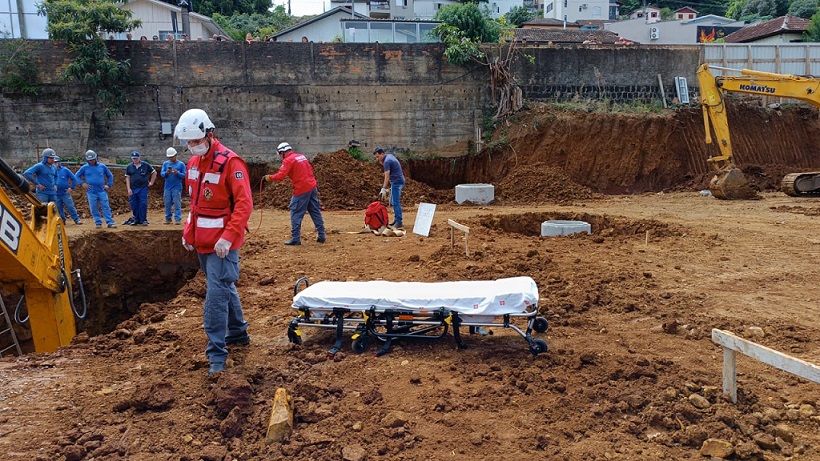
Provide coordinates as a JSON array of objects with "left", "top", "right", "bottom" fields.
[{"left": 413, "top": 203, "right": 436, "bottom": 237}]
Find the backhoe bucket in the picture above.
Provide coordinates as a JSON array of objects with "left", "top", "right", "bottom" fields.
[{"left": 709, "top": 168, "right": 758, "bottom": 200}]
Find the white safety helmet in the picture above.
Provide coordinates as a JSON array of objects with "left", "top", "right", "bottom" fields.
[
  {"left": 166, "top": 147, "right": 178, "bottom": 158},
  {"left": 85, "top": 150, "right": 98, "bottom": 161},
  {"left": 174, "top": 108, "right": 214, "bottom": 141},
  {"left": 277, "top": 142, "right": 292, "bottom": 154}
]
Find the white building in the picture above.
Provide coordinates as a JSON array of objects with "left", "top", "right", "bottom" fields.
[
  {"left": 542, "top": 0, "right": 614, "bottom": 23},
  {"left": 120, "top": 0, "right": 230, "bottom": 41},
  {"left": 0, "top": 1, "right": 49, "bottom": 39},
  {"left": 330, "top": 0, "right": 535, "bottom": 20}
]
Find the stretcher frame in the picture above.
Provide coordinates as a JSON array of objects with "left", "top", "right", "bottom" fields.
[{"left": 286, "top": 277, "right": 549, "bottom": 357}]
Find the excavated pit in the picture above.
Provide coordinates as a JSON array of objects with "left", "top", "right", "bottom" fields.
[
  {"left": 69, "top": 231, "right": 199, "bottom": 336},
  {"left": 472, "top": 211, "right": 686, "bottom": 238}
]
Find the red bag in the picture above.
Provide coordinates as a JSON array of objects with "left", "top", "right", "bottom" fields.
[{"left": 365, "top": 201, "right": 389, "bottom": 229}]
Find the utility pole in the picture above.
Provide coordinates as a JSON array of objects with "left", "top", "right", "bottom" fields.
[
  {"left": 642, "top": 0, "right": 647, "bottom": 24},
  {"left": 287, "top": 0, "right": 291, "bottom": 15}
]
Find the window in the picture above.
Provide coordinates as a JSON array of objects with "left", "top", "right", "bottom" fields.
[
  {"left": 564, "top": 0, "right": 567, "bottom": 7},
  {"left": 396, "top": 23, "right": 418, "bottom": 43},
  {"left": 419, "top": 23, "right": 437, "bottom": 42},
  {"left": 345, "top": 21, "right": 368, "bottom": 43},
  {"left": 371, "top": 22, "right": 392, "bottom": 43},
  {"left": 546, "top": 3, "right": 553, "bottom": 14},
  {"left": 592, "top": 6, "right": 601, "bottom": 16}
]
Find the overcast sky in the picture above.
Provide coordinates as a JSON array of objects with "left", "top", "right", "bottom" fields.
[{"left": 271, "top": 0, "right": 331, "bottom": 16}]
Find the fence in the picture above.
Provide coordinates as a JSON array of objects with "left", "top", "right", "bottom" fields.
[{"left": 701, "top": 43, "right": 820, "bottom": 77}]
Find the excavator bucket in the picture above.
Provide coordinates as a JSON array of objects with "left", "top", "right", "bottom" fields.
[{"left": 709, "top": 168, "right": 759, "bottom": 200}]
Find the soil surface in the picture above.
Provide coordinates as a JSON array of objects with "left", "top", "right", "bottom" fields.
[{"left": 2, "top": 103, "right": 820, "bottom": 461}]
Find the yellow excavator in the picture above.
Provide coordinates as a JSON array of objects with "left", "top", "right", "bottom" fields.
[
  {"left": 696, "top": 63, "right": 820, "bottom": 199},
  {"left": 0, "top": 156, "right": 81, "bottom": 353}
]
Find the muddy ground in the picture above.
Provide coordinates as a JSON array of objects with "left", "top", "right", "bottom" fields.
[{"left": 1, "top": 102, "right": 820, "bottom": 461}]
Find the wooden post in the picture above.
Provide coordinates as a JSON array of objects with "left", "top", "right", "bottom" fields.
[{"left": 447, "top": 219, "right": 470, "bottom": 257}]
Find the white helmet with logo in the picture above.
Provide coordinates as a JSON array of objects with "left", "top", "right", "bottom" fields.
[
  {"left": 85, "top": 150, "right": 98, "bottom": 161},
  {"left": 174, "top": 109, "right": 214, "bottom": 141},
  {"left": 277, "top": 142, "right": 292, "bottom": 154}
]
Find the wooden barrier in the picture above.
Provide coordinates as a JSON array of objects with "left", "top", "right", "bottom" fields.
[
  {"left": 447, "top": 219, "right": 470, "bottom": 257},
  {"left": 711, "top": 329, "right": 820, "bottom": 403}
]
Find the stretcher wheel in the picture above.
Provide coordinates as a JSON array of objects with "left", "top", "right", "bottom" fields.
[
  {"left": 533, "top": 317, "right": 549, "bottom": 333},
  {"left": 352, "top": 336, "right": 369, "bottom": 354},
  {"left": 529, "top": 339, "right": 548, "bottom": 355}
]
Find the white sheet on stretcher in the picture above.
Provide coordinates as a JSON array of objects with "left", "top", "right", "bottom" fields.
[{"left": 292, "top": 276, "right": 538, "bottom": 316}]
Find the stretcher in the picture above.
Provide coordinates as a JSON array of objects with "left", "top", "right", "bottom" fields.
[{"left": 286, "top": 276, "right": 549, "bottom": 356}]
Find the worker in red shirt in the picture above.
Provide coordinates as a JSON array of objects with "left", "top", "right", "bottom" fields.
[
  {"left": 174, "top": 108, "right": 253, "bottom": 377},
  {"left": 265, "top": 142, "right": 326, "bottom": 245}
]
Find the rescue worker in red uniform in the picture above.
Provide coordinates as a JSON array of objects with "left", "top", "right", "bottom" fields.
[
  {"left": 265, "top": 142, "right": 326, "bottom": 245},
  {"left": 174, "top": 108, "right": 253, "bottom": 377}
]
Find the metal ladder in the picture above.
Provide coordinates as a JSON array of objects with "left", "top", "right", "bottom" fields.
[{"left": 0, "top": 296, "right": 22, "bottom": 357}]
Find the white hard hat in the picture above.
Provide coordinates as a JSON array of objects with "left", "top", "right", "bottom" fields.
[
  {"left": 174, "top": 108, "right": 214, "bottom": 141},
  {"left": 277, "top": 142, "right": 292, "bottom": 153},
  {"left": 85, "top": 150, "right": 98, "bottom": 161},
  {"left": 166, "top": 147, "right": 178, "bottom": 158}
]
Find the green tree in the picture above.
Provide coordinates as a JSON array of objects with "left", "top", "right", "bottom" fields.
[
  {"left": 212, "top": 6, "right": 295, "bottom": 41},
  {"left": 789, "top": 0, "right": 818, "bottom": 18},
  {"left": 505, "top": 6, "right": 534, "bottom": 27},
  {"left": 39, "top": 0, "right": 141, "bottom": 118},
  {"left": 0, "top": 37, "right": 39, "bottom": 95},
  {"left": 435, "top": 3, "right": 500, "bottom": 43},
  {"left": 805, "top": 10, "right": 820, "bottom": 41},
  {"left": 434, "top": 11, "right": 527, "bottom": 120}
]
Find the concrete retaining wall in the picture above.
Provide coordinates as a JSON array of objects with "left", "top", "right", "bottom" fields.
[{"left": 0, "top": 41, "right": 701, "bottom": 165}]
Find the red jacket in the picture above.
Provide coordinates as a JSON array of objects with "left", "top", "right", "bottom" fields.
[
  {"left": 183, "top": 139, "right": 253, "bottom": 253},
  {"left": 269, "top": 151, "right": 318, "bottom": 196}
]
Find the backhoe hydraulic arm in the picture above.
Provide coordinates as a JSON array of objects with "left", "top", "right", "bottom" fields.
[{"left": 0, "top": 156, "right": 76, "bottom": 352}]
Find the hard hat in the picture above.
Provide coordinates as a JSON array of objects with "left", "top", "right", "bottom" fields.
[
  {"left": 130, "top": 151, "right": 140, "bottom": 158},
  {"left": 42, "top": 148, "right": 56, "bottom": 159},
  {"left": 86, "top": 150, "right": 98, "bottom": 161},
  {"left": 166, "top": 147, "right": 178, "bottom": 158},
  {"left": 277, "top": 142, "right": 292, "bottom": 153},
  {"left": 54, "top": 156, "right": 61, "bottom": 163},
  {"left": 174, "top": 108, "right": 214, "bottom": 141}
]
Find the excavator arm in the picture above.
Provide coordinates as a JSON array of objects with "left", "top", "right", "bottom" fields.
[
  {"left": 0, "top": 156, "right": 76, "bottom": 352},
  {"left": 696, "top": 64, "right": 820, "bottom": 198}
]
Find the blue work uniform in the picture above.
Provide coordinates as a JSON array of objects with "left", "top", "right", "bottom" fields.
[
  {"left": 24, "top": 159, "right": 58, "bottom": 204},
  {"left": 125, "top": 161, "right": 155, "bottom": 225},
  {"left": 55, "top": 164, "right": 82, "bottom": 224},
  {"left": 76, "top": 161, "right": 115, "bottom": 226}
]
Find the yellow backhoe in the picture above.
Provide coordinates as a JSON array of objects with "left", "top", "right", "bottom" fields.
[
  {"left": 0, "top": 156, "right": 82, "bottom": 353},
  {"left": 696, "top": 63, "right": 820, "bottom": 199}
]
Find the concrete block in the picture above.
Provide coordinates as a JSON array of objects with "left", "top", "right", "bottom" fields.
[
  {"left": 455, "top": 184, "right": 494, "bottom": 205},
  {"left": 541, "top": 220, "right": 591, "bottom": 237}
]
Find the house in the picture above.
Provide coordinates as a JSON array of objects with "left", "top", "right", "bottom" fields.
[
  {"left": 724, "top": 15, "right": 810, "bottom": 44},
  {"left": 628, "top": 6, "right": 661, "bottom": 24},
  {"left": 273, "top": 7, "right": 439, "bottom": 43},
  {"left": 513, "top": 28, "right": 622, "bottom": 44},
  {"left": 119, "top": 0, "right": 231, "bottom": 41},
  {"left": 0, "top": 2, "right": 48, "bottom": 38},
  {"left": 273, "top": 7, "right": 369, "bottom": 43},
  {"left": 521, "top": 18, "right": 583, "bottom": 29},
  {"left": 674, "top": 7, "right": 698, "bottom": 21},
  {"left": 329, "top": 0, "right": 546, "bottom": 21},
  {"left": 605, "top": 15, "right": 742, "bottom": 44}
]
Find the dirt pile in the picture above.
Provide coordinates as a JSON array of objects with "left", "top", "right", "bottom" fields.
[
  {"left": 259, "top": 150, "right": 454, "bottom": 210},
  {"left": 495, "top": 162, "right": 599, "bottom": 204}
]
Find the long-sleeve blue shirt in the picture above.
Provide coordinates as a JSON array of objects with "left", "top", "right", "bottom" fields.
[
  {"left": 55, "top": 165, "right": 80, "bottom": 194},
  {"left": 24, "top": 160, "right": 57, "bottom": 192},
  {"left": 75, "top": 162, "right": 114, "bottom": 193},
  {"left": 161, "top": 159, "right": 186, "bottom": 190}
]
